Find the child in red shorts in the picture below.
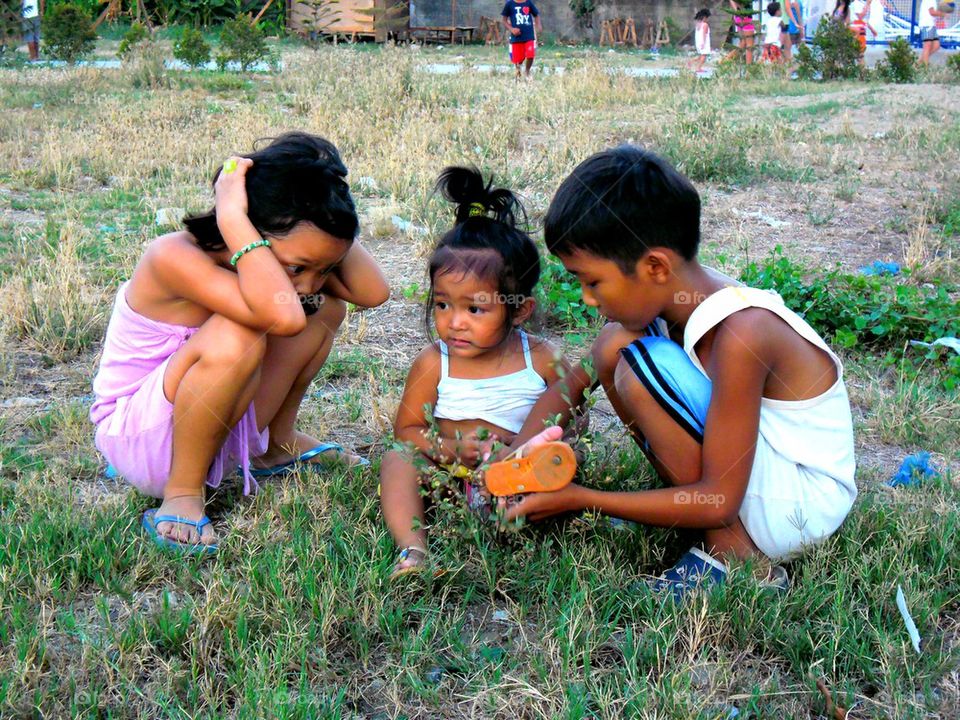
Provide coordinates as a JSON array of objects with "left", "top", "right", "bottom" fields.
[{"left": 502, "top": 0, "right": 542, "bottom": 80}]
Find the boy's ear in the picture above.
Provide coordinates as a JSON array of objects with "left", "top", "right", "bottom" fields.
[
  {"left": 513, "top": 297, "right": 536, "bottom": 325},
  {"left": 636, "top": 250, "right": 675, "bottom": 284}
]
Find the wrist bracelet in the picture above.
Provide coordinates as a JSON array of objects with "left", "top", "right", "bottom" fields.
[{"left": 230, "top": 238, "right": 271, "bottom": 266}]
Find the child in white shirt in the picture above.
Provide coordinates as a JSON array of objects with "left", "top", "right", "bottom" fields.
[{"left": 762, "top": 1, "right": 784, "bottom": 62}]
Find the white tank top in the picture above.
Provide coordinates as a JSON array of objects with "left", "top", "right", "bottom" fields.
[
  {"left": 683, "top": 286, "right": 857, "bottom": 496},
  {"left": 433, "top": 329, "right": 547, "bottom": 434}
]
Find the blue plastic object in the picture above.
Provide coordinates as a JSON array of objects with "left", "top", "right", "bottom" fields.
[{"left": 888, "top": 452, "right": 939, "bottom": 487}]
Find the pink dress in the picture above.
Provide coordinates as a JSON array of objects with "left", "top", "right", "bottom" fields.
[{"left": 90, "top": 281, "right": 268, "bottom": 498}]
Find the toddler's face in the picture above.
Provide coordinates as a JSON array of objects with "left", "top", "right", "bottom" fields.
[{"left": 432, "top": 270, "right": 509, "bottom": 357}]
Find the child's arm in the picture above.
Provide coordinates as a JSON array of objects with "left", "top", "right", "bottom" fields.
[
  {"left": 507, "top": 315, "right": 772, "bottom": 529},
  {"left": 502, "top": 9, "right": 520, "bottom": 36},
  {"left": 320, "top": 241, "right": 390, "bottom": 309},
  {"left": 152, "top": 158, "right": 306, "bottom": 335},
  {"left": 505, "top": 323, "right": 630, "bottom": 452}
]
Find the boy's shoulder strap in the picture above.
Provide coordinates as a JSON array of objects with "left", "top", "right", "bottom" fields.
[{"left": 683, "top": 286, "right": 840, "bottom": 375}]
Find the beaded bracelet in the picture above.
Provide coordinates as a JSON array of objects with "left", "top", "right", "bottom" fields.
[{"left": 229, "top": 238, "right": 271, "bottom": 266}]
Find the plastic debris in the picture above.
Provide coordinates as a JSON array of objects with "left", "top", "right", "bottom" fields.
[
  {"left": 858, "top": 260, "right": 900, "bottom": 276},
  {"left": 391, "top": 215, "right": 428, "bottom": 236},
  {"left": 888, "top": 452, "right": 940, "bottom": 488},
  {"left": 425, "top": 666, "right": 445, "bottom": 683},
  {"left": 909, "top": 337, "right": 960, "bottom": 356},
  {"left": 896, "top": 585, "right": 922, "bottom": 654},
  {"left": 104, "top": 464, "right": 118, "bottom": 480},
  {"left": 491, "top": 609, "right": 509, "bottom": 622},
  {"left": 155, "top": 208, "right": 185, "bottom": 227}
]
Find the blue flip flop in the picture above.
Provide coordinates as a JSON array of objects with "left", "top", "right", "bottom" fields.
[
  {"left": 651, "top": 547, "right": 728, "bottom": 601},
  {"left": 141, "top": 508, "right": 218, "bottom": 556},
  {"left": 249, "top": 442, "right": 370, "bottom": 478}
]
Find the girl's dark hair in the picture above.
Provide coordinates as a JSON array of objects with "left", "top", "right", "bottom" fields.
[
  {"left": 183, "top": 132, "right": 359, "bottom": 251},
  {"left": 695, "top": 8, "right": 711, "bottom": 19},
  {"left": 424, "top": 166, "right": 540, "bottom": 343}
]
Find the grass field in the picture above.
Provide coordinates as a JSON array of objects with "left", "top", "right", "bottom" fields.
[{"left": 1, "top": 38, "right": 959, "bottom": 718}]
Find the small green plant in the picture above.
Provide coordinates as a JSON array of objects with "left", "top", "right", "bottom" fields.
[
  {"left": 124, "top": 39, "right": 168, "bottom": 89},
  {"left": 741, "top": 248, "right": 959, "bottom": 348},
  {"left": 173, "top": 26, "right": 211, "bottom": 69},
  {"left": 795, "top": 16, "right": 862, "bottom": 81},
  {"left": 874, "top": 38, "right": 916, "bottom": 83},
  {"left": 43, "top": 3, "right": 97, "bottom": 64},
  {"left": 946, "top": 52, "right": 960, "bottom": 80},
  {"left": 216, "top": 14, "right": 269, "bottom": 72},
  {"left": 117, "top": 22, "right": 149, "bottom": 59},
  {"left": 538, "top": 254, "right": 600, "bottom": 329}
]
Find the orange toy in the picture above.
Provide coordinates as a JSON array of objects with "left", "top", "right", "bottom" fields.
[{"left": 485, "top": 442, "right": 577, "bottom": 497}]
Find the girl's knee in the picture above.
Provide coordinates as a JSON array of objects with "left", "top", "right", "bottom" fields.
[
  {"left": 314, "top": 296, "right": 347, "bottom": 330},
  {"left": 203, "top": 318, "right": 267, "bottom": 370}
]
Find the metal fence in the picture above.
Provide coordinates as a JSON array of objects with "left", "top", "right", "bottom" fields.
[{"left": 800, "top": 0, "right": 959, "bottom": 48}]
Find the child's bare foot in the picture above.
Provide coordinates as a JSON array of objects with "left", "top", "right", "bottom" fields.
[
  {"left": 255, "top": 429, "right": 366, "bottom": 469},
  {"left": 154, "top": 495, "right": 218, "bottom": 545}
]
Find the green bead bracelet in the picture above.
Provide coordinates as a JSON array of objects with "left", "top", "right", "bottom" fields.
[{"left": 229, "top": 238, "right": 271, "bottom": 266}]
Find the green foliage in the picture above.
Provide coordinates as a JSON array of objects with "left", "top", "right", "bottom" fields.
[
  {"left": 874, "top": 38, "right": 916, "bottom": 83},
  {"left": 173, "top": 26, "right": 211, "bottom": 68},
  {"left": 0, "top": 1, "right": 21, "bottom": 52},
  {"left": 538, "top": 253, "right": 600, "bottom": 330},
  {"left": 741, "top": 249, "right": 960, "bottom": 389},
  {"left": 149, "top": 0, "right": 286, "bottom": 32},
  {"left": 43, "top": 3, "right": 97, "bottom": 64},
  {"left": 569, "top": 0, "right": 596, "bottom": 20},
  {"left": 946, "top": 52, "right": 960, "bottom": 80},
  {"left": 216, "top": 14, "right": 269, "bottom": 71},
  {"left": 117, "top": 22, "right": 149, "bottom": 59},
  {"left": 299, "top": 0, "right": 342, "bottom": 43},
  {"left": 796, "top": 16, "right": 862, "bottom": 81}
]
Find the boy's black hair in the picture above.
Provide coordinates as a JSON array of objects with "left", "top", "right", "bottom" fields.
[
  {"left": 183, "top": 132, "right": 359, "bottom": 252},
  {"left": 767, "top": 1, "right": 781, "bottom": 14},
  {"left": 695, "top": 8, "right": 711, "bottom": 19},
  {"left": 424, "top": 166, "right": 540, "bottom": 343},
  {"left": 543, "top": 145, "right": 701, "bottom": 273}
]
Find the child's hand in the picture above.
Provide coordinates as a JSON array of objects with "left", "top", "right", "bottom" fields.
[
  {"left": 510, "top": 27, "right": 521, "bottom": 36},
  {"left": 214, "top": 156, "right": 254, "bottom": 236},
  {"left": 454, "top": 431, "right": 499, "bottom": 467}
]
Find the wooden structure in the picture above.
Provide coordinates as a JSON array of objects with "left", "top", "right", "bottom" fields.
[
  {"left": 640, "top": 18, "right": 670, "bottom": 48},
  {"left": 289, "top": 0, "right": 409, "bottom": 42},
  {"left": 599, "top": 17, "right": 638, "bottom": 47},
  {"left": 478, "top": 15, "right": 503, "bottom": 44}
]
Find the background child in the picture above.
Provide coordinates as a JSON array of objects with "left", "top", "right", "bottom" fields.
[
  {"left": 380, "top": 166, "right": 574, "bottom": 578},
  {"left": 90, "top": 132, "right": 389, "bottom": 554},
  {"left": 503, "top": 146, "right": 857, "bottom": 599},
  {"left": 729, "top": 0, "right": 756, "bottom": 64},
  {"left": 762, "top": 2, "right": 784, "bottom": 62},
  {"left": 501, "top": 0, "right": 542, "bottom": 80},
  {"left": 689, "top": 9, "right": 712, "bottom": 73},
  {"left": 781, "top": 0, "right": 803, "bottom": 62},
  {"left": 918, "top": 0, "right": 949, "bottom": 64},
  {"left": 849, "top": 0, "right": 876, "bottom": 62}
]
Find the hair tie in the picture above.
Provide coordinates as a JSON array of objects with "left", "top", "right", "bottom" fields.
[{"left": 468, "top": 202, "right": 487, "bottom": 218}]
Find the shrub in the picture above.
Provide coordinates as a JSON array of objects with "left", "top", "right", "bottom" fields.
[
  {"left": 740, "top": 248, "right": 959, "bottom": 350},
  {"left": 947, "top": 52, "right": 960, "bottom": 80},
  {"left": 173, "top": 26, "right": 211, "bottom": 68},
  {"left": 124, "top": 39, "right": 168, "bottom": 88},
  {"left": 796, "top": 16, "right": 861, "bottom": 81},
  {"left": 117, "top": 22, "right": 149, "bottom": 58},
  {"left": 44, "top": 3, "right": 97, "bottom": 64},
  {"left": 216, "top": 14, "right": 269, "bottom": 72},
  {"left": 874, "top": 37, "right": 916, "bottom": 83}
]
